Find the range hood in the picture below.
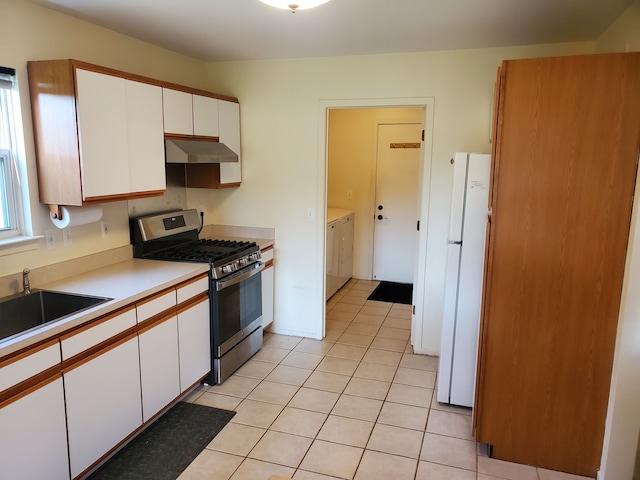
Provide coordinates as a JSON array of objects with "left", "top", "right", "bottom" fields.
[{"left": 165, "top": 139, "right": 239, "bottom": 164}]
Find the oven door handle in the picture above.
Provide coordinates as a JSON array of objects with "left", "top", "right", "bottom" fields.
[{"left": 216, "top": 262, "right": 264, "bottom": 291}]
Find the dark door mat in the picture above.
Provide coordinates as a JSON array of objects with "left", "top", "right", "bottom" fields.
[
  {"left": 367, "top": 281, "right": 413, "bottom": 304},
  {"left": 88, "top": 402, "right": 235, "bottom": 480}
]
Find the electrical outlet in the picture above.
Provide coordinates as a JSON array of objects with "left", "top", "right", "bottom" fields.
[
  {"left": 45, "top": 229, "right": 55, "bottom": 249},
  {"left": 101, "top": 221, "right": 109, "bottom": 239},
  {"left": 63, "top": 228, "right": 72, "bottom": 247},
  {"left": 307, "top": 208, "right": 315, "bottom": 222},
  {"left": 198, "top": 204, "right": 205, "bottom": 214}
]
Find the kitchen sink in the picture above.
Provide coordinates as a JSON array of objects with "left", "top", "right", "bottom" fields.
[{"left": 0, "top": 290, "right": 112, "bottom": 342}]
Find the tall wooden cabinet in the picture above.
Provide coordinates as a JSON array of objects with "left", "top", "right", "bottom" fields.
[{"left": 474, "top": 53, "right": 640, "bottom": 477}]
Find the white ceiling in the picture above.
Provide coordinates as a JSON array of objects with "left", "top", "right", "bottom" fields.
[{"left": 31, "top": 0, "right": 632, "bottom": 62}]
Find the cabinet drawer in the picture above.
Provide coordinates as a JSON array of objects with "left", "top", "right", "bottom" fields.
[
  {"left": 0, "top": 341, "right": 61, "bottom": 392},
  {"left": 261, "top": 247, "right": 274, "bottom": 263},
  {"left": 60, "top": 307, "right": 136, "bottom": 360},
  {"left": 177, "top": 275, "right": 209, "bottom": 304},
  {"left": 136, "top": 289, "right": 177, "bottom": 323}
]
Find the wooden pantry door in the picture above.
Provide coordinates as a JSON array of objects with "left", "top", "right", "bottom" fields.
[{"left": 474, "top": 53, "right": 640, "bottom": 477}]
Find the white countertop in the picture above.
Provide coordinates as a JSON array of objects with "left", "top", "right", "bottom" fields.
[
  {"left": 0, "top": 259, "right": 209, "bottom": 357},
  {"left": 327, "top": 207, "right": 354, "bottom": 224}
]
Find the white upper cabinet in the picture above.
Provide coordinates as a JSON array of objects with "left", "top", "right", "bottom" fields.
[
  {"left": 27, "top": 60, "right": 166, "bottom": 206},
  {"left": 126, "top": 80, "right": 166, "bottom": 194},
  {"left": 193, "top": 94, "right": 219, "bottom": 137},
  {"left": 75, "top": 69, "right": 129, "bottom": 199},
  {"left": 163, "top": 89, "right": 220, "bottom": 138},
  {"left": 219, "top": 99, "right": 242, "bottom": 185},
  {"left": 162, "top": 88, "right": 193, "bottom": 135},
  {"left": 73, "top": 68, "right": 166, "bottom": 201}
]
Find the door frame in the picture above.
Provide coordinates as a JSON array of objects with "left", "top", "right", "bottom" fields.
[{"left": 317, "top": 97, "right": 435, "bottom": 349}]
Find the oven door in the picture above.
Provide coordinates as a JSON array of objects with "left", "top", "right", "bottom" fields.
[{"left": 212, "top": 262, "right": 264, "bottom": 357}]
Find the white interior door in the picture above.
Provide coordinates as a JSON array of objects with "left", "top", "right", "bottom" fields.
[{"left": 372, "top": 123, "right": 422, "bottom": 283}]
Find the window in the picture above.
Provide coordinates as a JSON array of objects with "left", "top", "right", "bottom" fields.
[{"left": 0, "top": 66, "right": 25, "bottom": 240}]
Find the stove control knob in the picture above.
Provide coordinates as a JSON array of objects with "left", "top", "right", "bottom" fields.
[
  {"left": 222, "top": 265, "right": 230, "bottom": 274},
  {"left": 239, "top": 258, "right": 247, "bottom": 267}
]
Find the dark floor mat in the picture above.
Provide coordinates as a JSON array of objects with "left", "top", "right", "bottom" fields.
[
  {"left": 367, "top": 281, "right": 413, "bottom": 305},
  {"left": 88, "top": 402, "right": 235, "bottom": 480}
]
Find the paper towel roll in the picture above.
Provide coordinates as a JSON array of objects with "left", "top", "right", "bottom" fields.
[{"left": 50, "top": 206, "right": 103, "bottom": 229}]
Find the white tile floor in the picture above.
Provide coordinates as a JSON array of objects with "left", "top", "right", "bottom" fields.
[{"left": 179, "top": 279, "right": 594, "bottom": 480}]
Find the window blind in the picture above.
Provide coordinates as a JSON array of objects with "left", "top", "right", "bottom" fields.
[{"left": 0, "top": 67, "right": 15, "bottom": 90}]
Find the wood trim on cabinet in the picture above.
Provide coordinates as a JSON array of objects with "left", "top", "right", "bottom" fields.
[
  {"left": 70, "top": 60, "right": 163, "bottom": 87},
  {"left": 83, "top": 189, "right": 165, "bottom": 204},
  {"left": 61, "top": 332, "right": 138, "bottom": 374},
  {"left": 164, "top": 133, "right": 220, "bottom": 143},
  {"left": 135, "top": 285, "right": 176, "bottom": 309},
  {"left": 0, "top": 371, "right": 62, "bottom": 409},
  {"left": 264, "top": 260, "right": 274, "bottom": 269},
  {"left": 472, "top": 65, "right": 505, "bottom": 437},
  {"left": 137, "top": 310, "right": 178, "bottom": 336},
  {"left": 160, "top": 80, "right": 239, "bottom": 103},
  {"left": 0, "top": 338, "right": 59, "bottom": 368},
  {"left": 216, "top": 182, "right": 241, "bottom": 189},
  {"left": 27, "top": 60, "right": 84, "bottom": 206},
  {"left": 175, "top": 273, "right": 209, "bottom": 290},
  {"left": 261, "top": 245, "right": 274, "bottom": 254},
  {"left": 176, "top": 292, "right": 209, "bottom": 315},
  {"left": 58, "top": 305, "right": 136, "bottom": 343}
]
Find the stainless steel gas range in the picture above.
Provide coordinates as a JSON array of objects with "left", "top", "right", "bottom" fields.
[{"left": 131, "top": 209, "right": 264, "bottom": 384}]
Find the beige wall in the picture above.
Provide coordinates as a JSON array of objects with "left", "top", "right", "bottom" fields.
[
  {"left": 327, "top": 107, "right": 424, "bottom": 280},
  {"left": 0, "top": 0, "right": 207, "bottom": 278},
  {"left": 596, "top": 2, "right": 640, "bottom": 479},
  {"left": 199, "top": 41, "right": 594, "bottom": 341}
]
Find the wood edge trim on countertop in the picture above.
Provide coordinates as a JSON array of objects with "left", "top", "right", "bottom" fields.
[
  {"left": 176, "top": 272, "right": 209, "bottom": 290},
  {"left": 0, "top": 337, "right": 59, "bottom": 368},
  {"left": 135, "top": 284, "right": 176, "bottom": 308},
  {"left": 137, "top": 309, "right": 177, "bottom": 336},
  {"left": 58, "top": 304, "right": 136, "bottom": 343},
  {"left": 0, "top": 368, "right": 62, "bottom": 408},
  {"left": 164, "top": 133, "right": 220, "bottom": 143},
  {"left": 261, "top": 245, "right": 274, "bottom": 253},
  {"left": 176, "top": 292, "right": 209, "bottom": 315},
  {"left": 264, "top": 260, "right": 274, "bottom": 269},
  {"left": 61, "top": 331, "right": 138, "bottom": 374}
]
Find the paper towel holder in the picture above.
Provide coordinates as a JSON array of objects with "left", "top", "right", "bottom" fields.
[{"left": 49, "top": 204, "right": 62, "bottom": 220}]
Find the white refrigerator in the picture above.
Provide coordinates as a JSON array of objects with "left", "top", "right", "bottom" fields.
[{"left": 437, "top": 152, "right": 491, "bottom": 408}]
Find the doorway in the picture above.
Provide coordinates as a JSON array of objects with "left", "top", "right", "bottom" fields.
[
  {"left": 372, "top": 123, "right": 422, "bottom": 283},
  {"left": 326, "top": 108, "right": 425, "bottom": 287}
]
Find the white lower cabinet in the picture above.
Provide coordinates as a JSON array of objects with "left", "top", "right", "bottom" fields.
[
  {"left": 262, "top": 264, "right": 274, "bottom": 329},
  {"left": 138, "top": 315, "right": 180, "bottom": 422},
  {"left": 64, "top": 336, "right": 143, "bottom": 478},
  {"left": 177, "top": 297, "right": 211, "bottom": 391},
  {"left": 0, "top": 376, "right": 69, "bottom": 480}
]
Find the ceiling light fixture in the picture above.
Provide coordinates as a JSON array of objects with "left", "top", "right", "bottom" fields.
[{"left": 259, "top": 0, "right": 331, "bottom": 13}]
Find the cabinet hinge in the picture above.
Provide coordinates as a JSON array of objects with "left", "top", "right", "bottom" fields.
[
  {"left": 412, "top": 305, "right": 415, "bottom": 315},
  {"left": 417, "top": 220, "right": 420, "bottom": 231},
  {"left": 421, "top": 130, "right": 425, "bottom": 141}
]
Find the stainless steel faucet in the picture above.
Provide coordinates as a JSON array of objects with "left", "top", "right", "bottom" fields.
[{"left": 22, "top": 268, "right": 31, "bottom": 294}]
